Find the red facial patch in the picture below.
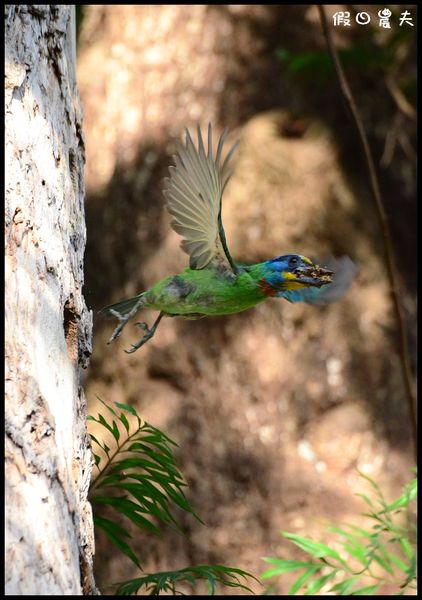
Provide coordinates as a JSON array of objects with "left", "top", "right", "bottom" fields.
[{"left": 259, "top": 278, "right": 277, "bottom": 297}]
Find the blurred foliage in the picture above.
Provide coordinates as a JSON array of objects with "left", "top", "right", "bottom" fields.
[
  {"left": 261, "top": 470, "right": 417, "bottom": 595},
  {"left": 88, "top": 399, "right": 257, "bottom": 594},
  {"left": 276, "top": 20, "right": 416, "bottom": 105},
  {"left": 276, "top": 40, "right": 391, "bottom": 77},
  {"left": 116, "top": 565, "right": 257, "bottom": 596}
]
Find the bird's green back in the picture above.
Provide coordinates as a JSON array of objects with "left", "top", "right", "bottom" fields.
[{"left": 142, "top": 265, "right": 266, "bottom": 317}]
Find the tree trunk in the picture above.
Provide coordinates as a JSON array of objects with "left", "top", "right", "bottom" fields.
[{"left": 5, "top": 5, "right": 97, "bottom": 595}]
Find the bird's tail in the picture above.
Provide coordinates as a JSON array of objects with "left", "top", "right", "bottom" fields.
[{"left": 100, "top": 293, "right": 146, "bottom": 318}]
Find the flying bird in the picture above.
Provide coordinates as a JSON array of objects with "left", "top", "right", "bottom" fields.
[{"left": 102, "top": 124, "right": 356, "bottom": 353}]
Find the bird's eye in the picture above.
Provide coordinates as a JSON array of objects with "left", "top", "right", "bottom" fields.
[{"left": 289, "top": 256, "right": 299, "bottom": 268}]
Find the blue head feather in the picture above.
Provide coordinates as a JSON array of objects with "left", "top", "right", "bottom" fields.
[{"left": 263, "top": 254, "right": 315, "bottom": 288}]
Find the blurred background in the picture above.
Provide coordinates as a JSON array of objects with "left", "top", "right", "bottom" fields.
[{"left": 76, "top": 5, "right": 416, "bottom": 594}]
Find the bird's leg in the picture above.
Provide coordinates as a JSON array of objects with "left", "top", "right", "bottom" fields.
[
  {"left": 124, "top": 311, "right": 165, "bottom": 354},
  {"left": 106, "top": 296, "right": 145, "bottom": 345}
]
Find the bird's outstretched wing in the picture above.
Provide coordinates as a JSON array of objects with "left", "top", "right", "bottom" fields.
[
  {"left": 282, "top": 256, "right": 358, "bottom": 304},
  {"left": 163, "top": 124, "right": 238, "bottom": 272}
]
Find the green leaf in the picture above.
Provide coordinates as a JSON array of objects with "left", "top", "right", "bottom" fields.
[
  {"left": 399, "top": 538, "right": 414, "bottom": 560},
  {"left": 126, "top": 458, "right": 185, "bottom": 482},
  {"left": 129, "top": 441, "right": 174, "bottom": 461},
  {"left": 399, "top": 555, "right": 416, "bottom": 589},
  {"left": 126, "top": 441, "right": 174, "bottom": 461},
  {"left": 98, "top": 396, "right": 118, "bottom": 417},
  {"left": 93, "top": 514, "right": 130, "bottom": 538},
  {"left": 89, "top": 433, "right": 102, "bottom": 447},
  {"left": 140, "top": 475, "right": 202, "bottom": 522},
  {"left": 344, "top": 524, "right": 374, "bottom": 539},
  {"left": 94, "top": 515, "right": 141, "bottom": 570},
  {"left": 372, "top": 550, "right": 394, "bottom": 575},
  {"left": 111, "top": 419, "right": 120, "bottom": 442},
  {"left": 136, "top": 498, "right": 175, "bottom": 527},
  {"left": 261, "top": 558, "right": 319, "bottom": 577},
  {"left": 328, "top": 527, "right": 367, "bottom": 565},
  {"left": 139, "top": 433, "right": 177, "bottom": 447},
  {"left": 95, "top": 473, "right": 124, "bottom": 486},
  {"left": 357, "top": 471, "right": 388, "bottom": 510},
  {"left": 282, "top": 532, "right": 346, "bottom": 565},
  {"left": 97, "top": 412, "right": 116, "bottom": 437},
  {"left": 90, "top": 433, "right": 112, "bottom": 457},
  {"left": 110, "top": 482, "right": 178, "bottom": 526},
  {"left": 351, "top": 584, "right": 379, "bottom": 595},
  {"left": 108, "top": 459, "right": 186, "bottom": 491},
  {"left": 356, "top": 493, "right": 376, "bottom": 510},
  {"left": 381, "top": 479, "right": 417, "bottom": 513},
  {"left": 96, "top": 413, "right": 120, "bottom": 443},
  {"left": 328, "top": 576, "right": 359, "bottom": 594},
  {"left": 288, "top": 566, "right": 321, "bottom": 594},
  {"left": 90, "top": 495, "right": 161, "bottom": 535},
  {"left": 114, "top": 401, "right": 138, "bottom": 416},
  {"left": 386, "top": 551, "right": 410, "bottom": 573},
  {"left": 119, "top": 412, "right": 130, "bottom": 434},
  {"left": 107, "top": 456, "right": 154, "bottom": 471},
  {"left": 115, "top": 565, "right": 257, "bottom": 596},
  {"left": 141, "top": 423, "right": 178, "bottom": 446},
  {"left": 118, "top": 402, "right": 141, "bottom": 429},
  {"left": 342, "top": 541, "right": 367, "bottom": 566},
  {"left": 305, "top": 570, "right": 338, "bottom": 595}
]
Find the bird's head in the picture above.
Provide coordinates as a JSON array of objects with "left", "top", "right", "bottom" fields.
[{"left": 260, "top": 254, "right": 333, "bottom": 295}]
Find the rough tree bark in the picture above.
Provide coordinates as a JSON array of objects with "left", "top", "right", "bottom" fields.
[{"left": 5, "top": 5, "right": 97, "bottom": 595}]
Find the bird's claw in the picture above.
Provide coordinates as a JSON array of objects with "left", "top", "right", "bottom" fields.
[
  {"left": 107, "top": 318, "right": 128, "bottom": 344},
  {"left": 123, "top": 312, "right": 164, "bottom": 354},
  {"left": 122, "top": 320, "right": 154, "bottom": 353},
  {"left": 124, "top": 331, "right": 153, "bottom": 354},
  {"left": 135, "top": 321, "right": 151, "bottom": 334},
  {"left": 106, "top": 298, "right": 145, "bottom": 345}
]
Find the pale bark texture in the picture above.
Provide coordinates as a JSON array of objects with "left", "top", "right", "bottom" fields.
[{"left": 5, "top": 5, "right": 96, "bottom": 595}]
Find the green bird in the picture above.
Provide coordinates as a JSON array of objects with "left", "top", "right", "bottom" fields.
[{"left": 102, "top": 124, "right": 356, "bottom": 353}]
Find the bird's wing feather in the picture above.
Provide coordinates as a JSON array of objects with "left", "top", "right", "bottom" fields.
[{"left": 163, "top": 124, "right": 238, "bottom": 271}]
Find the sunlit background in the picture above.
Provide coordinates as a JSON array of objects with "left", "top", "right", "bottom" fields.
[{"left": 76, "top": 5, "right": 416, "bottom": 594}]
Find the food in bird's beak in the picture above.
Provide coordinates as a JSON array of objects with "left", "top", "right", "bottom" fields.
[{"left": 293, "top": 265, "right": 333, "bottom": 287}]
